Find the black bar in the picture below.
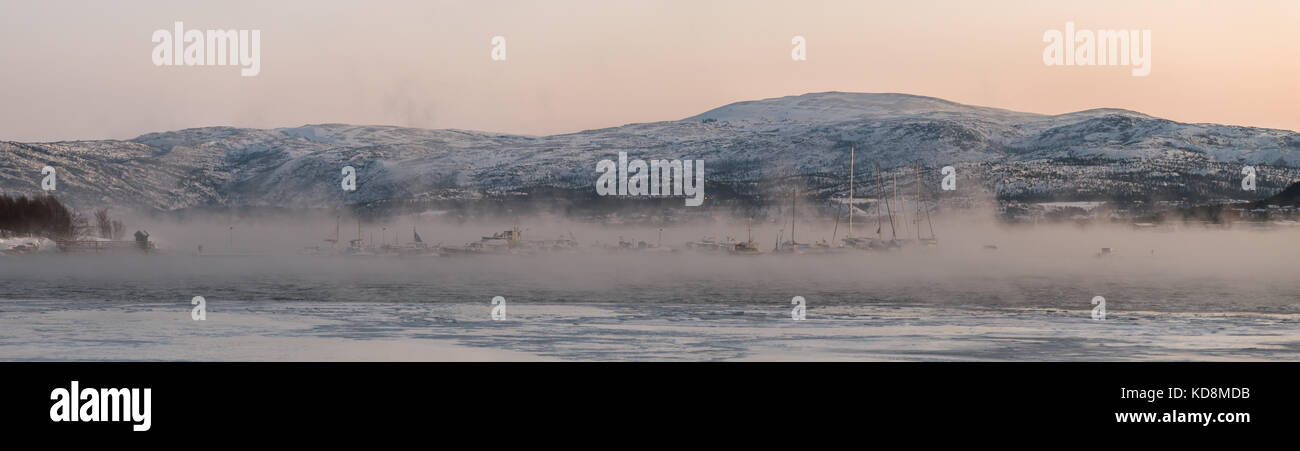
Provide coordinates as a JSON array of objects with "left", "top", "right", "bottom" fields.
[{"left": 2, "top": 362, "right": 1288, "bottom": 439}]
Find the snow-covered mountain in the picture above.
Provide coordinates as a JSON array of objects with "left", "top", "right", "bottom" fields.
[{"left": 2, "top": 92, "right": 1298, "bottom": 212}]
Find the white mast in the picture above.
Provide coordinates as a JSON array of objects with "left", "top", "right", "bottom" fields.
[{"left": 915, "top": 161, "right": 922, "bottom": 242}]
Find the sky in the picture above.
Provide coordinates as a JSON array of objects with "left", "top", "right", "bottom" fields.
[{"left": 1, "top": 0, "right": 1298, "bottom": 142}]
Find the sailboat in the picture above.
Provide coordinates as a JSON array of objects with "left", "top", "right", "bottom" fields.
[
  {"left": 325, "top": 215, "right": 340, "bottom": 247},
  {"left": 774, "top": 188, "right": 811, "bottom": 254},
  {"left": 813, "top": 199, "right": 844, "bottom": 252},
  {"left": 874, "top": 162, "right": 901, "bottom": 250},
  {"left": 395, "top": 224, "right": 443, "bottom": 256},
  {"left": 342, "top": 216, "right": 374, "bottom": 256},
  {"left": 840, "top": 145, "right": 878, "bottom": 250},
  {"left": 914, "top": 160, "right": 938, "bottom": 246},
  {"left": 301, "top": 215, "right": 342, "bottom": 256},
  {"left": 730, "top": 211, "right": 762, "bottom": 255}
]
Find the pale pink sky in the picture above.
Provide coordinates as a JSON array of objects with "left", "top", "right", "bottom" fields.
[{"left": 1, "top": 0, "right": 1298, "bottom": 142}]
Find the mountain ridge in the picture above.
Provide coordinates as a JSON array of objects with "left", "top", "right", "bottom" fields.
[{"left": 2, "top": 92, "right": 1299, "bottom": 212}]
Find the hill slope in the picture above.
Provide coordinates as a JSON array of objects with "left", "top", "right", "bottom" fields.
[{"left": 2, "top": 92, "right": 1299, "bottom": 212}]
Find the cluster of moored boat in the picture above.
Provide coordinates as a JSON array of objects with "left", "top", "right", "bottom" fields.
[
  {"left": 302, "top": 225, "right": 938, "bottom": 258},
  {"left": 304, "top": 151, "right": 942, "bottom": 257}
]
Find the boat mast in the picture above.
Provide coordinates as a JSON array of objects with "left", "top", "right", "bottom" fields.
[
  {"left": 874, "top": 165, "right": 882, "bottom": 238},
  {"left": 889, "top": 168, "right": 899, "bottom": 240},
  {"left": 848, "top": 146, "right": 854, "bottom": 237},
  {"left": 925, "top": 200, "right": 937, "bottom": 243},
  {"left": 922, "top": 162, "right": 937, "bottom": 243},
  {"left": 875, "top": 162, "right": 896, "bottom": 239},
  {"left": 831, "top": 202, "right": 841, "bottom": 244},
  {"left": 914, "top": 161, "right": 922, "bottom": 242},
  {"left": 893, "top": 170, "right": 902, "bottom": 239},
  {"left": 747, "top": 209, "right": 753, "bottom": 243}
]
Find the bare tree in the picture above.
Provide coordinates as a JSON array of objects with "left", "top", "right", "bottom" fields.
[
  {"left": 71, "top": 211, "right": 91, "bottom": 240},
  {"left": 94, "top": 208, "right": 112, "bottom": 239}
]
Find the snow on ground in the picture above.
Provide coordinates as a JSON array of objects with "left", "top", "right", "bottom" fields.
[{"left": 0, "top": 237, "right": 57, "bottom": 255}]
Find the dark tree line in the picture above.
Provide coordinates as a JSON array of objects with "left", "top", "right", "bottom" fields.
[{"left": 0, "top": 194, "right": 79, "bottom": 239}]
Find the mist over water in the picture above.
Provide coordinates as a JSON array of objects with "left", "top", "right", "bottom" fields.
[
  {"left": 4, "top": 210, "right": 1299, "bottom": 315},
  {"left": 4, "top": 209, "right": 1300, "bottom": 361}
]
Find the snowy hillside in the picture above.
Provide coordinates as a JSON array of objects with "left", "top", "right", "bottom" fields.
[{"left": 2, "top": 92, "right": 1298, "bottom": 212}]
